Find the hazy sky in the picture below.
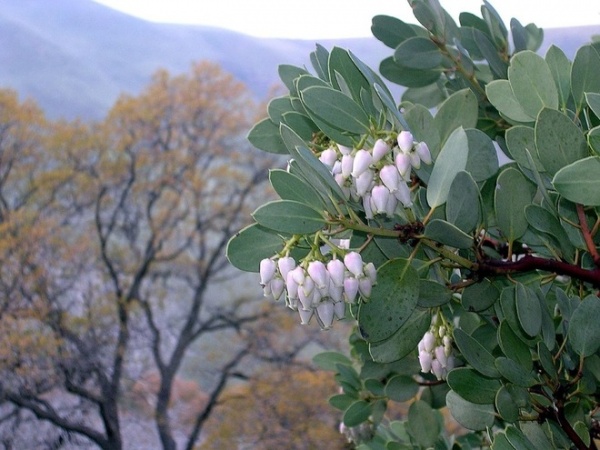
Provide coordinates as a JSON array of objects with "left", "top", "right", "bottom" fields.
[{"left": 93, "top": 0, "right": 600, "bottom": 39}]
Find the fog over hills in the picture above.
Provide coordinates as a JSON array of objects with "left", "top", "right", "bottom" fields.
[{"left": 1, "top": 0, "right": 599, "bottom": 120}]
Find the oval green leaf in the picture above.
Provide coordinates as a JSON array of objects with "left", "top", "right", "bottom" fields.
[
  {"left": 553, "top": 156, "right": 600, "bottom": 206},
  {"left": 358, "top": 258, "right": 419, "bottom": 343},
  {"left": 425, "top": 219, "right": 473, "bottom": 249},
  {"left": 427, "top": 127, "right": 469, "bottom": 208},
  {"left": 453, "top": 328, "right": 500, "bottom": 378},
  {"left": 447, "top": 368, "right": 502, "bottom": 404},
  {"left": 446, "top": 391, "right": 495, "bottom": 431},
  {"left": 394, "top": 36, "right": 442, "bottom": 70},
  {"left": 495, "top": 167, "right": 536, "bottom": 243},
  {"left": 446, "top": 171, "right": 480, "bottom": 233},
  {"left": 252, "top": 200, "right": 325, "bottom": 234},
  {"left": 226, "top": 223, "right": 284, "bottom": 272},
  {"left": 568, "top": 295, "right": 600, "bottom": 357}
]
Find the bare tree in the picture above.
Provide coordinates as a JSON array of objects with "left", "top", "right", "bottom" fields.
[{"left": 0, "top": 62, "right": 296, "bottom": 449}]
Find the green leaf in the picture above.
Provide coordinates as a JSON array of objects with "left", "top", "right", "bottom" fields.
[
  {"left": 446, "top": 171, "right": 480, "bottom": 233},
  {"left": 380, "top": 56, "right": 441, "bottom": 88},
  {"left": 252, "top": 200, "right": 325, "bottom": 234},
  {"left": 521, "top": 421, "right": 555, "bottom": 450},
  {"left": 589, "top": 126, "right": 600, "bottom": 154},
  {"left": 369, "top": 309, "right": 431, "bottom": 364},
  {"left": 465, "top": 128, "right": 499, "bottom": 182},
  {"left": 495, "top": 357, "right": 538, "bottom": 387},
  {"left": 495, "top": 167, "right": 536, "bottom": 243},
  {"left": 500, "top": 285, "right": 537, "bottom": 346},
  {"left": 447, "top": 368, "right": 502, "bottom": 404},
  {"left": 425, "top": 219, "right": 473, "bottom": 248},
  {"left": 506, "top": 425, "right": 538, "bottom": 450},
  {"left": 569, "top": 295, "right": 600, "bottom": 357},
  {"left": 525, "top": 204, "right": 575, "bottom": 262},
  {"left": 495, "top": 386, "right": 520, "bottom": 423},
  {"left": 226, "top": 223, "right": 284, "bottom": 272},
  {"left": 427, "top": 127, "right": 469, "bottom": 208},
  {"left": 537, "top": 341, "right": 558, "bottom": 380},
  {"left": 508, "top": 51, "right": 558, "bottom": 118},
  {"left": 535, "top": 108, "right": 588, "bottom": 176},
  {"left": 505, "top": 125, "right": 544, "bottom": 172},
  {"left": 371, "top": 15, "right": 417, "bottom": 49},
  {"left": 309, "top": 44, "right": 329, "bottom": 81},
  {"left": 498, "top": 321, "right": 532, "bottom": 370},
  {"left": 453, "top": 328, "right": 500, "bottom": 378},
  {"left": 402, "top": 83, "right": 446, "bottom": 109},
  {"left": 446, "top": 390, "right": 495, "bottom": 431},
  {"left": 434, "top": 89, "right": 478, "bottom": 146},
  {"left": 300, "top": 86, "right": 370, "bottom": 135},
  {"left": 269, "top": 169, "right": 324, "bottom": 210},
  {"left": 343, "top": 400, "right": 372, "bottom": 427},
  {"left": 358, "top": 259, "right": 419, "bottom": 343},
  {"left": 313, "top": 351, "right": 352, "bottom": 371},
  {"left": 406, "top": 400, "right": 441, "bottom": 448},
  {"left": 329, "top": 393, "right": 356, "bottom": 411},
  {"left": 486, "top": 80, "right": 534, "bottom": 123},
  {"left": 394, "top": 36, "right": 442, "bottom": 70},
  {"left": 515, "top": 283, "right": 542, "bottom": 338},
  {"left": 553, "top": 156, "right": 600, "bottom": 206},
  {"left": 328, "top": 47, "right": 370, "bottom": 104},
  {"left": 571, "top": 44, "right": 600, "bottom": 111},
  {"left": 267, "top": 96, "right": 295, "bottom": 123},
  {"left": 462, "top": 279, "right": 500, "bottom": 312},
  {"left": 586, "top": 92, "right": 600, "bottom": 118},
  {"left": 385, "top": 375, "right": 419, "bottom": 402},
  {"left": 417, "top": 279, "right": 452, "bottom": 308},
  {"left": 247, "top": 118, "right": 288, "bottom": 154},
  {"left": 545, "top": 45, "right": 572, "bottom": 109},
  {"left": 278, "top": 64, "right": 310, "bottom": 94},
  {"left": 281, "top": 112, "right": 318, "bottom": 141}
]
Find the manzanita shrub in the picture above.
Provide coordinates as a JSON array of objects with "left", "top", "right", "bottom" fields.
[{"left": 227, "top": 0, "right": 600, "bottom": 448}]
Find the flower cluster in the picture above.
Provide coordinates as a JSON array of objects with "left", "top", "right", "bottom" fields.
[
  {"left": 259, "top": 251, "right": 376, "bottom": 329},
  {"left": 417, "top": 322, "right": 455, "bottom": 380},
  {"left": 318, "top": 131, "right": 431, "bottom": 218}
]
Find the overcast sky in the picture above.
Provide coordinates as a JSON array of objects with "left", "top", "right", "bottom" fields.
[{"left": 93, "top": 1, "right": 600, "bottom": 39}]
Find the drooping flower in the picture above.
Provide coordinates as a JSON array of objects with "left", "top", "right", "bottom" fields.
[
  {"left": 397, "top": 130, "right": 414, "bottom": 153},
  {"left": 372, "top": 138, "right": 390, "bottom": 163}
]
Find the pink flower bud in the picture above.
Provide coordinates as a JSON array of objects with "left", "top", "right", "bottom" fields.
[
  {"left": 285, "top": 271, "right": 299, "bottom": 299},
  {"left": 379, "top": 164, "right": 400, "bottom": 192},
  {"left": 416, "top": 141, "right": 432, "bottom": 164},
  {"left": 328, "top": 282, "right": 344, "bottom": 302},
  {"left": 259, "top": 258, "right": 276, "bottom": 285},
  {"left": 372, "top": 139, "right": 390, "bottom": 163},
  {"left": 308, "top": 260, "right": 329, "bottom": 290},
  {"left": 298, "top": 288, "right": 313, "bottom": 311},
  {"left": 395, "top": 153, "right": 411, "bottom": 179},
  {"left": 277, "top": 256, "right": 296, "bottom": 281},
  {"left": 431, "top": 359, "right": 444, "bottom": 380},
  {"left": 290, "top": 266, "right": 306, "bottom": 286},
  {"left": 333, "top": 300, "right": 346, "bottom": 320},
  {"left": 327, "top": 259, "right": 345, "bottom": 287},
  {"left": 370, "top": 185, "right": 390, "bottom": 215},
  {"left": 351, "top": 149, "right": 373, "bottom": 178},
  {"left": 362, "top": 193, "right": 373, "bottom": 219},
  {"left": 317, "top": 301, "right": 335, "bottom": 329},
  {"left": 332, "top": 160, "right": 342, "bottom": 175},
  {"left": 319, "top": 148, "right": 338, "bottom": 168},
  {"left": 354, "top": 169, "right": 373, "bottom": 197},
  {"left": 364, "top": 262, "right": 377, "bottom": 283},
  {"left": 394, "top": 182, "right": 412, "bottom": 207},
  {"left": 270, "top": 278, "right": 285, "bottom": 301},
  {"left": 341, "top": 154, "right": 354, "bottom": 178},
  {"left": 358, "top": 277, "right": 372, "bottom": 298},
  {"left": 397, "top": 130, "right": 414, "bottom": 153},
  {"left": 385, "top": 192, "right": 398, "bottom": 216},
  {"left": 435, "top": 345, "right": 448, "bottom": 368},
  {"left": 298, "top": 308, "right": 313, "bottom": 325},
  {"left": 343, "top": 277, "right": 359, "bottom": 303},
  {"left": 338, "top": 144, "right": 352, "bottom": 155},
  {"left": 409, "top": 150, "right": 421, "bottom": 170},
  {"left": 423, "top": 331, "right": 435, "bottom": 352},
  {"left": 446, "top": 355, "right": 455, "bottom": 371},
  {"left": 419, "top": 350, "right": 432, "bottom": 373},
  {"left": 344, "top": 252, "right": 364, "bottom": 278},
  {"left": 301, "top": 275, "right": 315, "bottom": 297}
]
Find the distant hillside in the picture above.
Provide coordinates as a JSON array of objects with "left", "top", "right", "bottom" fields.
[{"left": 1, "top": 0, "right": 598, "bottom": 120}]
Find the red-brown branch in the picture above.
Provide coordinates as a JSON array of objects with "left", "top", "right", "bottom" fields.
[
  {"left": 478, "top": 255, "right": 600, "bottom": 288},
  {"left": 577, "top": 203, "right": 600, "bottom": 267}
]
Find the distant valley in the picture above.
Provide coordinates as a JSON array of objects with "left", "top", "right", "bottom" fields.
[{"left": 1, "top": 0, "right": 599, "bottom": 120}]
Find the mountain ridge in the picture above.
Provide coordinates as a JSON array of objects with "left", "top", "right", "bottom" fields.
[{"left": 1, "top": 0, "right": 598, "bottom": 120}]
